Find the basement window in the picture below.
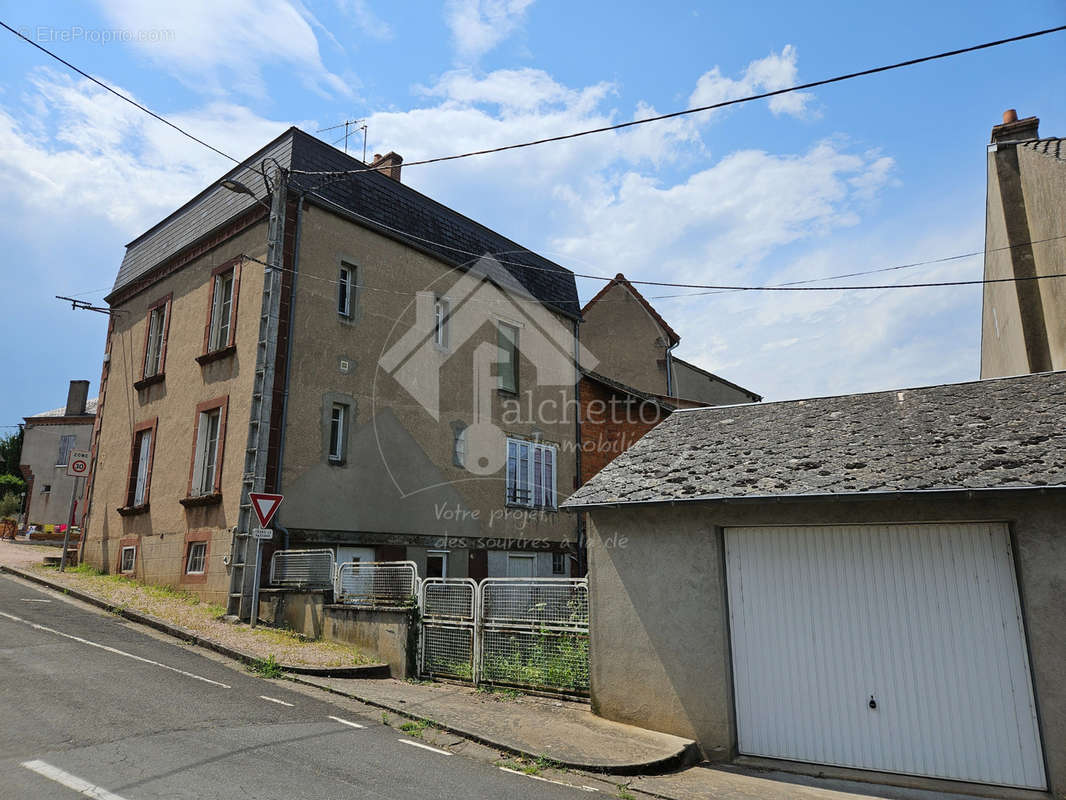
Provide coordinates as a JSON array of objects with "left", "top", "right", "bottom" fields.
[
  {"left": 185, "top": 542, "right": 207, "bottom": 575},
  {"left": 120, "top": 546, "right": 136, "bottom": 574}
]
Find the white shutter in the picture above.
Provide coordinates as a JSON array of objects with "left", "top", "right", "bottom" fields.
[{"left": 724, "top": 523, "right": 1046, "bottom": 790}]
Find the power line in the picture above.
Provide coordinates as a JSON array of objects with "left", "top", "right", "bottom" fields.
[
  {"left": 0, "top": 21, "right": 241, "bottom": 165},
  {"left": 5, "top": 18, "right": 1063, "bottom": 178},
  {"left": 290, "top": 25, "right": 1066, "bottom": 178}
]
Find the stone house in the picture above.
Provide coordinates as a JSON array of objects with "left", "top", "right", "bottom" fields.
[
  {"left": 565, "top": 370, "right": 1066, "bottom": 796},
  {"left": 19, "top": 380, "right": 96, "bottom": 531},
  {"left": 82, "top": 129, "right": 588, "bottom": 610}
]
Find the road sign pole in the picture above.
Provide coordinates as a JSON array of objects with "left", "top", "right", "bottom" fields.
[
  {"left": 58, "top": 475, "right": 80, "bottom": 572},
  {"left": 250, "top": 538, "right": 262, "bottom": 628}
]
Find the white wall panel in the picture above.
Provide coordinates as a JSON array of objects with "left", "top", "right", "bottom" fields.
[{"left": 724, "top": 523, "right": 1045, "bottom": 790}]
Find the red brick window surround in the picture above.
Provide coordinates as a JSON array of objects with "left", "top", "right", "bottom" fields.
[
  {"left": 197, "top": 259, "right": 241, "bottom": 365},
  {"left": 181, "top": 529, "right": 211, "bottom": 583},
  {"left": 120, "top": 417, "right": 157, "bottom": 513},
  {"left": 184, "top": 396, "right": 228, "bottom": 504},
  {"left": 136, "top": 293, "right": 171, "bottom": 389}
]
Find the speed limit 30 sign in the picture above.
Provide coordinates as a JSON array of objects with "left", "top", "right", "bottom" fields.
[{"left": 66, "top": 450, "right": 91, "bottom": 478}]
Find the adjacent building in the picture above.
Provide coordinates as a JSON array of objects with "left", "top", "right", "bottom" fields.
[
  {"left": 565, "top": 370, "right": 1066, "bottom": 795},
  {"left": 19, "top": 380, "right": 96, "bottom": 531},
  {"left": 980, "top": 110, "right": 1066, "bottom": 377}
]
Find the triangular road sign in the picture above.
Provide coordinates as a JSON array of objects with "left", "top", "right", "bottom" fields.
[{"left": 249, "top": 492, "right": 283, "bottom": 528}]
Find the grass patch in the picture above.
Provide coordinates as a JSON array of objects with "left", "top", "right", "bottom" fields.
[
  {"left": 493, "top": 756, "right": 562, "bottom": 776},
  {"left": 398, "top": 719, "right": 430, "bottom": 738},
  {"left": 616, "top": 784, "right": 636, "bottom": 800},
  {"left": 476, "top": 685, "right": 522, "bottom": 701},
  {"left": 247, "top": 654, "right": 284, "bottom": 679}
]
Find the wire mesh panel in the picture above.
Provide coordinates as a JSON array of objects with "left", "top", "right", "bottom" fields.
[
  {"left": 269, "top": 549, "right": 336, "bottom": 588},
  {"left": 478, "top": 578, "right": 589, "bottom": 695},
  {"left": 335, "top": 561, "right": 419, "bottom": 606},
  {"left": 420, "top": 578, "right": 477, "bottom": 682}
]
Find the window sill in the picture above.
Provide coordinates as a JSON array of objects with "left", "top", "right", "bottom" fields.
[
  {"left": 117, "top": 503, "right": 150, "bottom": 517},
  {"left": 497, "top": 388, "right": 519, "bottom": 398},
  {"left": 133, "top": 373, "right": 165, "bottom": 391},
  {"left": 195, "top": 345, "right": 236, "bottom": 366},
  {"left": 180, "top": 493, "right": 222, "bottom": 508}
]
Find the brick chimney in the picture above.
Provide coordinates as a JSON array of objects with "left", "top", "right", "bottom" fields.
[
  {"left": 991, "top": 109, "right": 1039, "bottom": 145},
  {"left": 65, "top": 380, "right": 89, "bottom": 416},
  {"left": 369, "top": 151, "right": 403, "bottom": 181}
]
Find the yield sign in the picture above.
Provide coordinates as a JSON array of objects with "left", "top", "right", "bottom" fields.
[{"left": 249, "top": 492, "right": 283, "bottom": 528}]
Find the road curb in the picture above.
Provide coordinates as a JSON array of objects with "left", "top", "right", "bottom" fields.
[
  {"left": 287, "top": 674, "right": 701, "bottom": 775},
  {"left": 0, "top": 565, "right": 390, "bottom": 679}
]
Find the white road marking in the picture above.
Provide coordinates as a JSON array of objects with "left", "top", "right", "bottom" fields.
[
  {"left": 398, "top": 738, "right": 452, "bottom": 756},
  {"left": 21, "top": 598, "right": 52, "bottom": 603},
  {"left": 21, "top": 759, "right": 129, "bottom": 800},
  {"left": 328, "top": 715, "right": 366, "bottom": 729},
  {"left": 259, "top": 695, "right": 294, "bottom": 707},
  {"left": 498, "top": 766, "right": 599, "bottom": 791},
  {"left": 0, "top": 611, "right": 230, "bottom": 688}
]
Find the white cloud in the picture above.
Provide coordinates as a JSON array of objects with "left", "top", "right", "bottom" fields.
[
  {"left": 444, "top": 0, "right": 535, "bottom": 63},
  {"left": 690, "top": 45, "right": 813, "bottom": 119},
  {"left": 93, "top": 0, "right": 349, "bottom": 98},
  {"left": 337, "top": 0, "right": 394, "bottom": 40}
]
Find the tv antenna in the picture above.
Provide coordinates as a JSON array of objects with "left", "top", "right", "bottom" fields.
[{"left": 317, "top": 118, "right": 368, "bottom": 161}]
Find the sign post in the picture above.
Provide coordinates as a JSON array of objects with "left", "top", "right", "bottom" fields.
[
  {"left": 59, "top": 450, "right": 91, "bottom": 572},
  {"left": 248, "top": 493, "right": 283, "bottom": 628}
]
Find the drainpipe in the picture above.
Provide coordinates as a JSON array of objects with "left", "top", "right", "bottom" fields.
[
  {"left": 665, "top": 341, "right": 679, "bottom": 398},
  {"left": 272, "top": 192, "right": 304, "bottom": 556},
  {"left": 572, "top": 317, "right": 586, "bottom": 577}
]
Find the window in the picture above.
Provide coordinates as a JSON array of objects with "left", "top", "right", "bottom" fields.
[
  {"left": 497, "top": 322, "right": 519, "bottom": 393},
  {"left": 56, "top": 435, "right": 76, "bottom": 466},
  {"left": 329, "top": 403, "right": 347, "bottom": 462},
  {"left": 426, "top": 550, "right": 448, "bottom": 578},
  {"left": 142, "top": 300, "right": 169, "bottom": 378},
  {"left": 207, "top": 268, "right": 236, "bottom": 352},
  {"left": 41, "top": 484, "right": 51, "bottom": 494},
  {"left": 506, "top": 553, "right": 536, "bottom": 578},
  {"left": 185, "top": 542, "right": 207, "bottom": 574},
  {"left": 126, "top": 425, "right": 154, "bottom": 507},
  {"left": 189, "top": 400, "right": 227, "bottom": 498},
  {"left": 434, "top": 297, "right": 450, "bottom": 348},
  {"left": 338, "top": 265, "right": 354, "bottom": 318},
  {"left": 552, "top": 552, "right": 566, "bottom": 575},
  {"left": 120, "top": 546, "right": 136, "bottom": 573},
  {"left": 506, "top": 438, "right": 556, "bottom": 509}
]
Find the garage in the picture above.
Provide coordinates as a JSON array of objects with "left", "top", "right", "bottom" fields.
[
  {"left": 566, "top": 372, "right": 1066, "bottom": 795},
  {"left": 724, "top": 522, "right": 1045, "bottom": 789}
]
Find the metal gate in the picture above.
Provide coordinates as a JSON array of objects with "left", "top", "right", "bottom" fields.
[
  {"left": 419, "top": 578, "right": 477, "bottom": 681},
  {"left": 418, "top": 577, "right": 589, "bottom": 696}
]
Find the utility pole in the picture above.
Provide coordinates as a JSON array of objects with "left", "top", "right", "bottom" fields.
[{"left": 226, "top": 163, "right": 287, "bottom": 624}]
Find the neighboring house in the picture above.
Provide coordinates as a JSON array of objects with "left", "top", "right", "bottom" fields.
[
  {"left": 981, "top": 110, "right": 1066, "bottom": 377},
  {"left": 580, "top": 273, "right": 760, "bottom": 404},
  {"left": 564, "top": 370, "right": 1066, "bottom": 795},
  {"left": 19, "top": 381, "right": 96, "bottom": 531},
  {"left": 82, "top": 129, "right": 586, "bottom": 610}
]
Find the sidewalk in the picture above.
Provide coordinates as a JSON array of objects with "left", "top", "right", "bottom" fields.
[{"left": 295, "top": 674, "right": 697, "bottom": 773}]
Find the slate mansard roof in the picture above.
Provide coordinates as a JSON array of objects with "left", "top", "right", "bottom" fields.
[
  {"left": 111, "top": 128, "right": 580, "bottom": 318},
  {"left": 564, "top": 370, "right": 1066, "bottom": 507}
]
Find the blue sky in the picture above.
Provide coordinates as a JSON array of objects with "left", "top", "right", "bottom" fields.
[{"left": 1, "top": 0, "right": 1063, "bottom": 427}]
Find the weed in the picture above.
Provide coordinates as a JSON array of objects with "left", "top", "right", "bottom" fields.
[
  {"left": 616, "top": 784, "right": 636, "bottom": 800},
  {"left": 247, "top": 654, "right": 284, "bottom": 679},
  {"left": 399, "top": 719, "right": 429, "bottom": 738},
  {"left": 380, "top": 711, "right": 391, "bottom": 726}
]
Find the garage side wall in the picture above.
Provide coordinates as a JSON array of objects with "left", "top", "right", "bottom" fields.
[{"left": 584, "top": 494, "right": 1066, "bottom": 793}]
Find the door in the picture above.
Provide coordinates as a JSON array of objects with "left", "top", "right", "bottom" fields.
[
  {"left": 724, "top": 523, "right": 1045, "bottom": 790},
  {"left": 506, "top": 553, "right": 536, "bottom": 577}
]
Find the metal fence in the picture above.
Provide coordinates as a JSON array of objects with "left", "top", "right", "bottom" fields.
[
  {"left": 269, "top": 549, "right": 336, "bottom": 588},
  {"left": 420, "top": 578, "right": 477, "bottom": 681},
  {"left": 478, "top": 578, "right": 589, "bottom": 695},
  {"left": 416, "top": 576, "right": 590, "bottom": 696},
  {"left": 335, "top": 561, "right": 419, "bottom": 606}
]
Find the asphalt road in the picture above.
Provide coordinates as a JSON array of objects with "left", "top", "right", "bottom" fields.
[{"left": 0, "top": 574, "right": 595, "bottom": 799}]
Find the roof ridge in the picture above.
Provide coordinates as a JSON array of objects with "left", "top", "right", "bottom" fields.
[{"left": 581, "top": 273, "right": 681, "bottom": 345}]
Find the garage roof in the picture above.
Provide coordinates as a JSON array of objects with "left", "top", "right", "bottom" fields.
[{"left": 563, "top": 370, "right": 1066, "bottom": 507}]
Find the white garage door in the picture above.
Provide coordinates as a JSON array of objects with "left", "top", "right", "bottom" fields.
[{"left": 724, "top": 523, "right": 1045, "bottom": 790}]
